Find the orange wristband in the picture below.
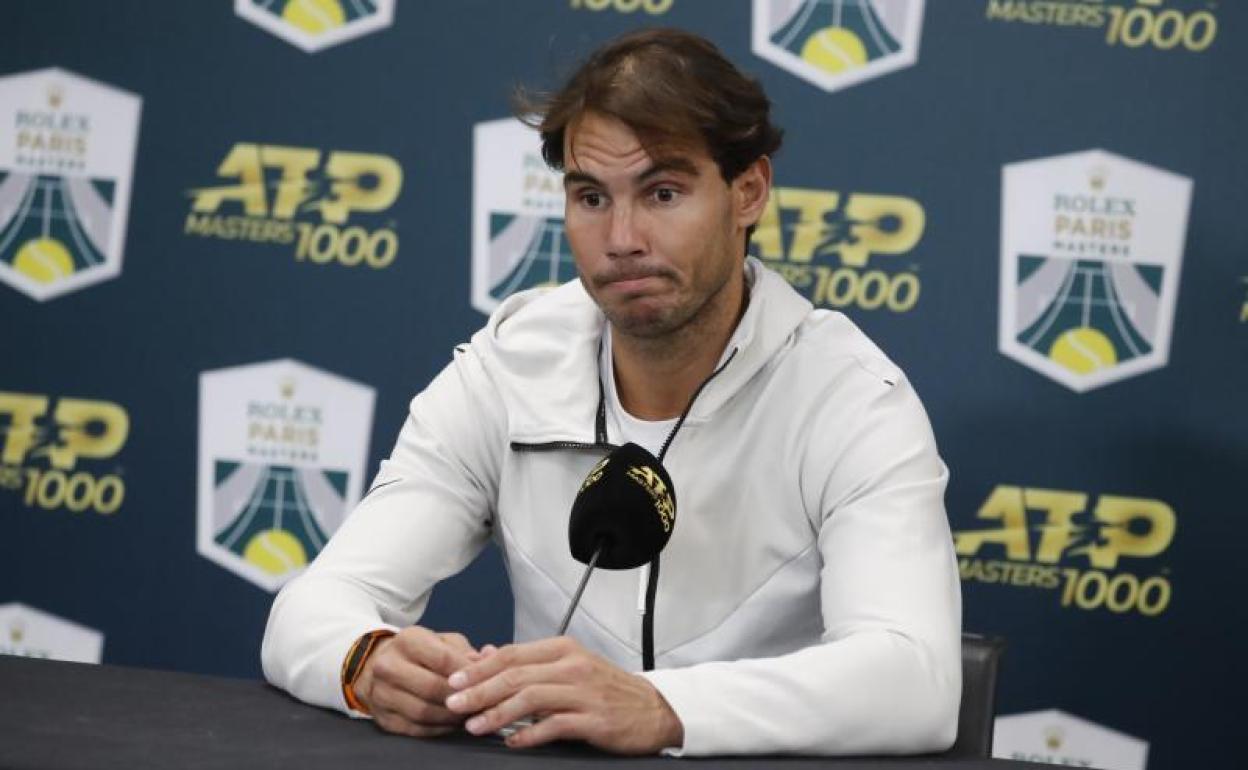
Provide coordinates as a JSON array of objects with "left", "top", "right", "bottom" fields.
[{"left": 340, "top": 629, "right": 395, "bottom": 715}]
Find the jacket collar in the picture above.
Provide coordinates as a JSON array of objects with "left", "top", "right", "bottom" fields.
[{"left": 475, "top": 258, "right": 813, "bottom": 445}]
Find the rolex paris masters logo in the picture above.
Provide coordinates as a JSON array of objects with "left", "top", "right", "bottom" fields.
[
  {"left": 752, "top": 0, "right": 925, "bottom": 93},
  {"left": 993, "top": 710, "right": 1148, "bottom": 770},
  {"left": 999, "top": 150, "right": 1192, "bottom": 392},
  {"left": 471, "top": 117, "right": 575, "bottom": 314},
  {"left": 0, "top": 603, "right": 104, "bottom": 663},
  {"left": 0, "top": 68, "right": 141, "bottom": 301},
  {"left": 197, "top": 359, "right": 375, "bottom": 592}
]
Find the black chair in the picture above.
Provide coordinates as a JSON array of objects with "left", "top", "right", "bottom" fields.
[{"left": 949, "top": 633, "right": 1006, "bottom": 758}]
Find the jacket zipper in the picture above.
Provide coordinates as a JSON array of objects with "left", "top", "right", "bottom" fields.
[
  {"left": 642, "top": 347, "right": 739, "bottom": 671},
  {"left": 510, "top": 372, "right": 613, "bottom": 454},
  {"left": 509, "top": 440, "right": 615, "bottom": 452}
]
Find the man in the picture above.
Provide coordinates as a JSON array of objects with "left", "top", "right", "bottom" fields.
[{"left": 262, "top": 28, "right": 961, "bottom": 757}]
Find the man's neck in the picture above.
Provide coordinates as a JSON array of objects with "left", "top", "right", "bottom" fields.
[{"left": 611, "top": 274, "right": 748, "bottom": 421}]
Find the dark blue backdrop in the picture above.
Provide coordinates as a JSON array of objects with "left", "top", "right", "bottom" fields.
[{"left": 2, "top": 2, "right": 1244, "bottom": 768}]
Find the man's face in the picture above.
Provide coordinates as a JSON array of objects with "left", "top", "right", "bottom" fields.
[{"left": 562, "top": 112, "right": 755, "bottom": 340}]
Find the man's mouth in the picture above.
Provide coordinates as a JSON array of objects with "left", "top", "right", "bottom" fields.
[{"left": 597, "top": 267, "right": 670, "bottom": 291}]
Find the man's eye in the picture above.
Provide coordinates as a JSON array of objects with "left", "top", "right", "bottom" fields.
[
  {"left": 651, "top": 187, "right": 678, "bottom": 204},
  {"left": 581, "top": 192, "right": 604, "bottom": 208}
]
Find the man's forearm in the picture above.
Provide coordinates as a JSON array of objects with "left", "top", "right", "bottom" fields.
[
  {"left": 262, "top": 572, "right": 404, "bottom": 714},
  {"left": 640, "top": 628, "right": 960, "bottom": 757}
]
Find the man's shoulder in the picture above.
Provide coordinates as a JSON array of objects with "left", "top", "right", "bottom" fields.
[
  {"left": 465, "top": 277, "right": 603, "bottom": 389},
  {"left": 785, "top": 309, "right": 907, "bottom": 392},
  {"left": 479, "top": 279, "right": 601, "bottom": 344},
  {"left": 459, "top": 280, "right": 604, "bottom": 442}
]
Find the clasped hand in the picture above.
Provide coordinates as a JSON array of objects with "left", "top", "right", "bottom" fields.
[{"left": 355, "top": 627, "right": 682, "bottom": 754}]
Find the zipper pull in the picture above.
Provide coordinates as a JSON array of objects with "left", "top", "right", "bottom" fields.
[{"left": 636, "top": 563, "right": 650, "bottom": 615}]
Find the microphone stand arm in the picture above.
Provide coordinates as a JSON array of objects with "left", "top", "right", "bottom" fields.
[{"left": 556, "top": 540, "right": 604, "bottom": 636}]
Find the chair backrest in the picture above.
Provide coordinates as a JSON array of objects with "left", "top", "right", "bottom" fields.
[{"left": 950, "top": 633, "right": 1006, "bottom": 758}]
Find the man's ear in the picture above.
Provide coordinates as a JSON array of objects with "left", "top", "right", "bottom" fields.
[{"left": 733, "top": 155, "right": 773, "bottom": 230}]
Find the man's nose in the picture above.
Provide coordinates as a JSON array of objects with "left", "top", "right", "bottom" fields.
[{"left": 605, "top": 202, "right": 644, "bottom": 258}]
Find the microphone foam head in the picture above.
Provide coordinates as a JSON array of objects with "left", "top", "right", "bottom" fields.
[{"left": 568, "top": 442, "right": 677, "bottom": 570}]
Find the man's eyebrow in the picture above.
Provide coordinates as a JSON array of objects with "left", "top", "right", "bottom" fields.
[
  {"left": 563, "top": 171, "right": 601, "bottom": 188},
  {"left": 562, "top": 158, "right": 701, "bottom": 189},
  {"left": 638, "top": 158, "right": 700, "bottom": 182}
]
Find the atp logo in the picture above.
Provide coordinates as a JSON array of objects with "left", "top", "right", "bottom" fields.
[
  {"left": 750, "top": 186, "right": 926, "bottom": 312},
  {"left": 986, "top": 0, "right": 1219, "bottom": 55},
  {"left": 472, "top": 117, "right": 575, "bottom": 314},
  {"left": 0, "top": 391, "right": 129, "bottom": 517},
  {"left": 1000, "top": 150, "right": 1192, "bottom": 391},
  {"left": 0, "top": 68, "right": 141, "bottom": 301},
  {"left": 580, "top": 457, "right": 609, "bottom": 493},
  {"left": 752, "top": 0, "right": 925, "bottom": 92},
  {"left": 235, "top": 0, "right": 395, "bottom": 53},
  {"left": 626, "top": 465, "right": 675, "bottom": 531},
  {"left": 569, "top": 0, "right": 674, "bottom": 13},
  {"left": 198, "top": 359, "right": 375, "bottom": 592},
  {"left": 185, "top": 143, "right": 403, "bottom": 269},
  {"left": 954, "top": 485, "right": 1175, "bottom": 616}
]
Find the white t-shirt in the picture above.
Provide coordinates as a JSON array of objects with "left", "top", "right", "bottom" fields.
[
  {"left": 599, "top": 331, "right": 678, "bottom": 457},
  {"left": 598, "top": 265, "right": 757, "bottom": 455}
]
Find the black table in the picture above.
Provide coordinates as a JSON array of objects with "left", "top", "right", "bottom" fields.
[{"left": 0, "top": 656, "right": 1052, "bottom": 769}]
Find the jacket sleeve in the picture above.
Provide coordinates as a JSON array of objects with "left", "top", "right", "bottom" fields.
[
  {"left": 260, "top": 344, "right": 504, "bottom": 715},
  {"left": 640, "top": 366, "right": 961, "bottom": 756}
]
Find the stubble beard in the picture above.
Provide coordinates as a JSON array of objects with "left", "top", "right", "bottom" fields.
[{"left": 600, "top": 263, "right": 739, "bottom": 360}]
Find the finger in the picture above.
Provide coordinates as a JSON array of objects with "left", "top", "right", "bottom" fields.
[
  {"left": 373, "top": 709, "right": 457, "bottom": 739},
  {"left": 462, "top": 684, "right": 583, "bottom": 736},
  {"left": 449, "top": 636, "right": 576, "bottom": 690},
  {"left": 464, "top": 643, "right": 497, "bottom": 663},
  {"left": 439, "top": 631, "right": 477, "bottom": 657},
  {"left": 394, "top": 626, "right": 476, "bottom": 677},
  {"left": 445, "top": 660, "right": 569, "bottom": 715},
  {"left": 505, "top": 713, "right": 592, "bottom": 749},
  {"left": 370, "top": 654, "right": 456, "bottom": 705},
  {"left": 440, "top": 631, "right": 487, "bottom": 664},
  {"left": 371, "top": 682, "right": 464, "bottom": 727}
]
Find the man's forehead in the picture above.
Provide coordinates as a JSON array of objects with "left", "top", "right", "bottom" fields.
[{"left": 564, "top": 113, "right": 707, "bottom": 176}]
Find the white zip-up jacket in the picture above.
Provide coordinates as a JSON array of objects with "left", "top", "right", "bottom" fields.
[{"left": 262, "top": 259, "right": 962, "bottom": 756}]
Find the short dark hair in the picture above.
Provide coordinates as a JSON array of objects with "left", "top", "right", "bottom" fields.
[{"left": 515, "top": 28, "right": 783, "bottom": 185}]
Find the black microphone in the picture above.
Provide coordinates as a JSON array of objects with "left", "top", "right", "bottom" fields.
[
  {"left": 556, "top": 442, "right": 677, "bottom": 634},
  {"left": 495, "top": 444, "right": 678, "bottom": 739}
]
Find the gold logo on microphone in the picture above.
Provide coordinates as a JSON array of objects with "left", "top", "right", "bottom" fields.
[
  {"left": 580, "top": 457, "right": 609, "bottom": 492},
  {"left": 627, "top": 465, "right": 675, "bottom": 532}
]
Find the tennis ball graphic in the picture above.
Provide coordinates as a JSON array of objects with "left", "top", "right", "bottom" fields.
[
  {"left": 1049, "top": 327, "right": 1118, "bottom": 375},
  {"left": 282, "top": 0, "right": 346, "bottom": 35},
  {"left": 243, "top": 529, "right": 308, "bottom": 576},
  {"left": 13, "top": 238, "right": 75, "bottom": 284},
  {"left": 800, "top": 27, "right": 868, "bottom": 74}
]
